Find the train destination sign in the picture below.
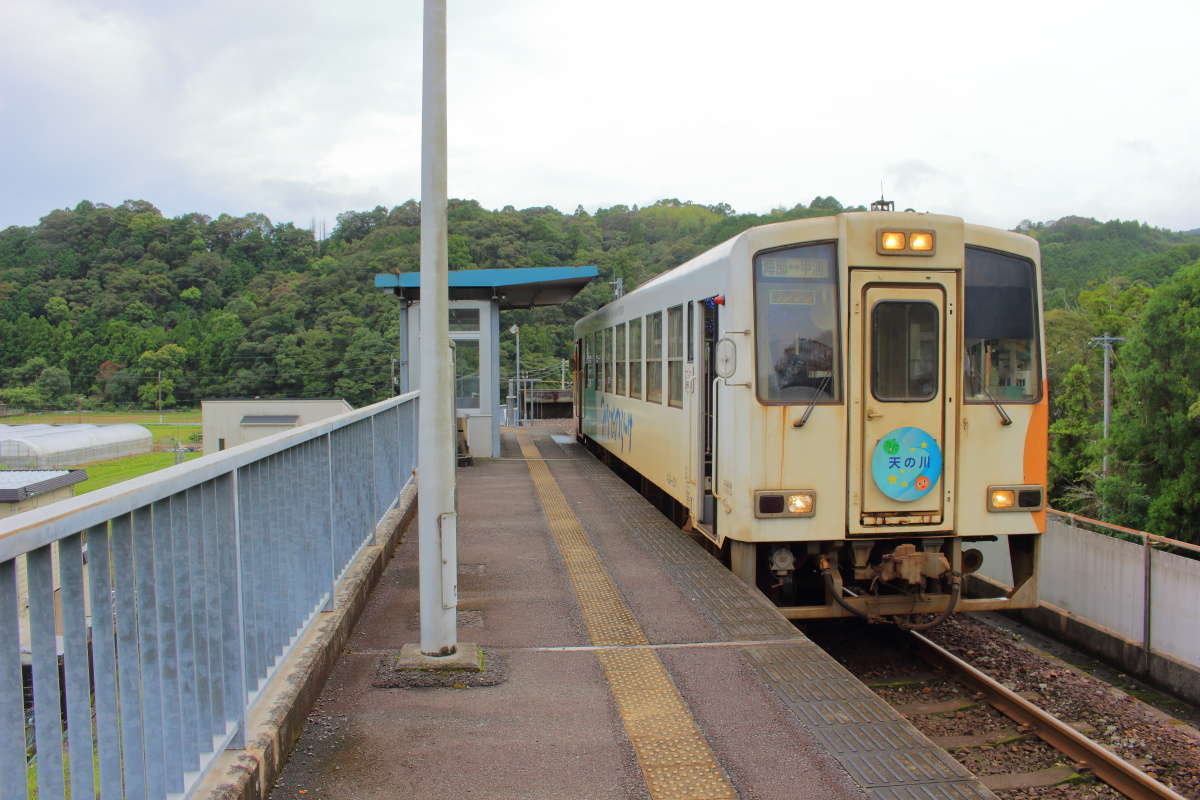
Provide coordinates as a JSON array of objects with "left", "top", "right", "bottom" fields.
[
  {"left": 759, "top": 256, "right": 830, "bottom": 279},
  {"left": 870, "top": 426, "right": 943, "bottom": 502}
]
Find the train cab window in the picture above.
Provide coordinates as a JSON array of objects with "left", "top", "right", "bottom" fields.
[
  {"left": 668, "top": 305, "right": 684, "bottom": 408},
  {"left": 964, "top": 248, "right": 1040, "bottom": 402},
  {"left": 615, "top": 323, "right": 627, "bottom": 395},
  {"left": 753, "top": 243, "right": 840, "bottom": 404},
  {"left": 871, "top": 301, "right": 938, "bottom": 401},
  {"left": 604, "top": 327, "right": 614, "bottom": 393},
  {"left": 646, "top": 312, "right": 664, "bottom": 403},
  {"left": 629, "top": 318, "right": 643, "bottom": 399}
]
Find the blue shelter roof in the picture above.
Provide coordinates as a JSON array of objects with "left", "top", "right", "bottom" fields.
[{"left": 375, "top": 266, "right": 597, "bottom": 308}]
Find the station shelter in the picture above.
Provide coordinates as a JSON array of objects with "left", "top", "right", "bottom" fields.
[{"left": 375, "top": 267, "right": 597, "bottom": 458}]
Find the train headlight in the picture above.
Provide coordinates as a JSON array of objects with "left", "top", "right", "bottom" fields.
[
  {"left": 786, "top": 493, "right": 814, "bottom": 514},
  {"left": 876, "top": 229, "right": 936, "bottom": 255},
  {"left": 755, "top": 490, "right": 816, "bottom": 518},
  {"left": 909, "top": 231, "right": 935, "bottom": 251},
  {"left": 987, "top": 485, "right": 1044, "bottom": 512}
]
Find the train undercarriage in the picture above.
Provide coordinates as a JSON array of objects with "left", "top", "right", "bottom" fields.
[{"left": 582, "top": 431, "right": 1038, "bottom": 629}]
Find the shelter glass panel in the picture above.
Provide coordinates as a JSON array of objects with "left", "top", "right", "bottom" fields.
[
  {"left": 629, "top": 318, "right": 643, "bottom": 399},
  {"left": 668, "top": 305, "right": 683, "bottom": 408},
  {"left": 449, "top": 308, "right": 480, "bottom": 332},
  {"left": 646, "top": 313, "right": 663, "bottom": 404},
  {"left": 753, "top": 243, "right": 840, "bottom": 403},
  {"left": 964, "top": 247, "right": 1040, "bottom": 402},
  {"left": 454, "top": 340, "right": 481, "bottom": 408}
]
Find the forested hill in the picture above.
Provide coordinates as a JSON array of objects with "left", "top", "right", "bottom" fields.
[
  {"left": 0, "top": 197, "right": 855, "bottom": 410},
  {"left": 1021, "top": 216, "right": 1200, "bottom": 307},
  {"left": 6, "top": 197, "right": 1200, "bottom": 539}
]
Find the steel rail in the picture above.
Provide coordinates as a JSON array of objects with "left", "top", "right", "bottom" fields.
[{"left": 908, "top": 630, "right": 1189, "bottom": 800}]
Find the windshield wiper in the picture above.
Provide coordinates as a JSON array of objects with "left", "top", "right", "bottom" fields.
[
  {"left": 967, "top": 358, "right": 1012, "bottom": 426},
  {"left": 794, "top": 375, "right": 831, "bottom": 428}
]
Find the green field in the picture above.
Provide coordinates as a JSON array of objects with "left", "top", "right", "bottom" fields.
[
  {"left": 0, "top": 409, "right": 200, "bottom": 425},
  {"left": 76, "top": 451, "right": 202, "bottom": 494}
]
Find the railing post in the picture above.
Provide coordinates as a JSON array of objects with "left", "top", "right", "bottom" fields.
[
  {"left": 325, "top": 432, "right": 337, "bottom": 612},
  {"left": 222, "top": 470, "right": 249, "bottom": 748},
  {"left": 1142, "top": 532, "right": 1153, "bottom": 671},
  {"left": 0, "top": 560, "right": 27, "bottom": 794}
]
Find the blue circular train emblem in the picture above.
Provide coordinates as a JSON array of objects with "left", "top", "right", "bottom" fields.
[{"left": 870, "top": 427, "right": 942, "bottom": 502}]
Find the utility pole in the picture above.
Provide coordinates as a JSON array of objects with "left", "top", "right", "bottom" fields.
[
  {"left": 1089, "top": 334, "right": 1125, "bottom": 477},
  {"left": 416, "top": 0, "right": 457, "bottom": 658},
  {"left": 610, "top": 277, "right": 624, "bottom": 299},
  {"left": 157, "top": 369, "right": 163, "bottom": 423},
  {"left": 560, "top": 358, "right": 567, "bottom": 389}
]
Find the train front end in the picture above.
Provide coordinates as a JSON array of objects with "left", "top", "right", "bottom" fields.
[{"left": 730, "top": 211, "right": 1046, "bottom": 626}]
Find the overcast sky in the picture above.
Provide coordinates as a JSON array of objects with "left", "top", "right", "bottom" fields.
[{"left": 3, "top": 0, "right": 1199, "bottom": 233}]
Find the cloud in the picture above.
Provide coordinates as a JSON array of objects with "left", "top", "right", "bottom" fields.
[{"left": 2, "top": 0, "right": 1200, "bottom": 232}]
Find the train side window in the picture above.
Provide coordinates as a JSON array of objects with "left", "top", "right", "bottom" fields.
[
  {"left": 588, "top": 332, "right": 597, "bottom": 390},
  {"left": 686, "top": 301, "right": 694, "bottom": 363},
  {"left": 668, "top": 305, "right": 684, "bottom": 408},
  {"left": 629, "top": 318, "right": 643, "bottom": 399},
  {"left": 753, "top": 242, "right": 840, "bottom": 404},
  {"left": 589, "top": 333, "right": 597, "bottom": 390},
  {"left": 964, "top": 247, "right": 1040, "bottom": 402},
  {"left": 646, "top": 312, "right": 663, "bottom": 403},
  {"left": 615, "top": 323, "right": 627, "bottom": 395},
  {"left": 603, "top": 327, "right": 613, "bottom": 393}
]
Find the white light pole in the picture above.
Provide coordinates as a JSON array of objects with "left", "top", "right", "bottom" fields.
[
  {"left": 417, "top": 0, "right": 457, "bottom": 657},
  {"left": 510, "top": 324, "right": 520, "bottom": 426}
]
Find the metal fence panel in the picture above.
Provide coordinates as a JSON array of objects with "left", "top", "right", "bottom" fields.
[
  {"left": 1150, "top": 548, "right": 1200, "bottom": 667},
  {"left": 0, "top": 392, "right": 418, "bottom": 799},
  {"left": 1040, "top": 519, "right": 1146, "bottom": 641}
]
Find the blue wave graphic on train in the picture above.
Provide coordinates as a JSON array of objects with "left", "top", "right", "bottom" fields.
[{"left": 598, "top": 397, "right": 634, "bottom": 453}]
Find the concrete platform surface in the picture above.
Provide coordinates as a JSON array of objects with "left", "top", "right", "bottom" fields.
[{"left": 268, "top": 424, "right": 991, "bottom": 800}]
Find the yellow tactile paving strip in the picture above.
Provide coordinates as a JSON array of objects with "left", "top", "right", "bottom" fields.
[{"left": 516, "top": 430, "right": 738, "bottom": 800}]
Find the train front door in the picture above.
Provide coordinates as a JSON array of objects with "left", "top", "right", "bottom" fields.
[{"left": 848, "top": 271, "right": 957, "bottom": 533}]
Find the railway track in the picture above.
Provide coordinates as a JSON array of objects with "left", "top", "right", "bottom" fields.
[
  {"left": 807, "top": 621, "right": 1194, "bottom": 799},
  {"left": 907, "top": 629, "right": 1188, "bottom": 800}
]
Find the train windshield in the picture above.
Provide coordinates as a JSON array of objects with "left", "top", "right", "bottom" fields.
[
  {"left": 753, "top": 243, "right": 840, "bottom": 404},
  {"left": 964, "top": 247, "right": 1040, "bottom": 402}
]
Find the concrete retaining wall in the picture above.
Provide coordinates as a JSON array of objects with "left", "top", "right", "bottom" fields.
[{"left": 969, "top": 516, "right": 1200, "bottom": 706}]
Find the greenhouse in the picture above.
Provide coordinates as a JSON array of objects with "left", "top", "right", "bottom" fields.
[{"left": 0, "top": 424, "right": 152, "bottom": 468}]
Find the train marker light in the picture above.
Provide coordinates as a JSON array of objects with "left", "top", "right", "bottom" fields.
[
  {"left": 755, "top": 490, "right": 816, "bottom": 517},
  {"left": 909, "top": 231, "right": 934, "bottom": 251},
  {"left": 989, "top": 489, "right": 1016, "bottom": 510},
  {"left": 988, "top": 484, "right": 1045, "bottom": 512},
  {"left": 880, "top": 231, "right": 907, "bottom": 251}
]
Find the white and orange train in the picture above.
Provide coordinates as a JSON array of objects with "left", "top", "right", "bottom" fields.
[{"left": 574, "top": 206, "right": 1047, "bottom": 626}]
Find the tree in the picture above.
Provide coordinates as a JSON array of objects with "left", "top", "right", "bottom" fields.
[
  {"left": 136, "top": 343, "right": 188, "bottom": 408},
  {"left": 1098, "top": 260, "right": 1200, "bottom": 541},
  {"left": 35, "top": 366, "right": 72, "bottom": 407}
]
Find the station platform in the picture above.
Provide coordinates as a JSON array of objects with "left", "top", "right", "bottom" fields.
[{"left": 269, "top": 424, "right": 995, "bottom": 800}]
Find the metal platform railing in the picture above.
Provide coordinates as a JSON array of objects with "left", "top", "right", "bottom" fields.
[
  {"left": 976, "top": 507, "right": 1200, "bottom": 671},
  {"left": 0, "top": 392, "right": 418, "bottom": 800}
]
